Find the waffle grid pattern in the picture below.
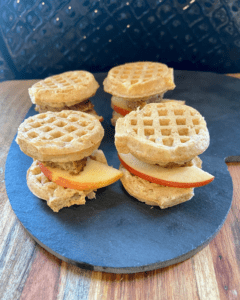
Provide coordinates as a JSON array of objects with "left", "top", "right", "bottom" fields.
[
  {"left": 34, "top": 71, "right": 92, "bottom": 92},
  {"left": 18, "top": 110, "right": 103, "bottom": 154},
  {"left": 29, "top": 71, "right": 100, "bottom": 107},
  {"left": 110, "top": 62, "right": 168, "bottom": 87},
  {"left": 128, "top": 104, "right": 204, "bottom": 148},
  {"left": 104, "top": 62, "right": 175, "bottom": 98},
  {"left": 115, "top": 103, "right": 209, "bottom": 165}
]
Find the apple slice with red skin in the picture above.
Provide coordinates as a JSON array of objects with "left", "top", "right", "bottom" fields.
[
  {"left": 38, "top": 159, "right": 123, "bottom": 190},
  {"left": 118, "top": 153, "right": 214, "bottom": 188},
  {"left": 113, "top": 105, "right": 131, "bottom": 116},
  {"left": 111, "top": 97, "right": 131, "bottom": 116}
]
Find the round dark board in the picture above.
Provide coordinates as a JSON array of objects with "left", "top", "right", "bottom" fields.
[{"left": 5, "top": 70, "right": 239, "bottom": 273}]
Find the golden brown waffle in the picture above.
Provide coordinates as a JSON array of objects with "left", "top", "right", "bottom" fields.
[
  {"left": 119, "top": 165, "right": 194, "bottom": 209},
  {"left": 16, "top": 110, "right": 104, "bottom": 162},
  {"left": 29, "top": 71, "right": 99, "bottom": 108},
  {"left": 115, "top": 102, "right": 209, "bottom": 165},
  {"left": 110, "top": 98, "right": 186, "bottom": 126},
  {"left": 103, "top": 62, "right": 175, "bottom": 99},
  {"left": 27, "top": 160, "right": 96, "bottom": 212}
]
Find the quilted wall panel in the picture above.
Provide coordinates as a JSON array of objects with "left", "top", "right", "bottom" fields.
[{"left": 0, "top": 0, "right": 240, "bottom": 81}]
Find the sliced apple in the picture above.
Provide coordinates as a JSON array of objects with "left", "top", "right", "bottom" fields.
[
  {"left": 118, "top": 153, "right": 214, "bottom": 188},
  {"left": 111, "top": 97, "right": 131, "bottom": 116},
  {"left": 39, "top": 159, "right": 123, "bottom": 190},
  {"left": 113, "top": 105, "right": 131, "bottom": 116}
]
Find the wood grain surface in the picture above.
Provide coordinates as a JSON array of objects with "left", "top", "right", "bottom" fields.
[{"left": 0, "top": 78, "right": 239, "bottom": 300}]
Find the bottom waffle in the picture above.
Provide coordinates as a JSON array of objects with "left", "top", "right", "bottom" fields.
[
  {"left": 120, "top": 165, "right": 194, "bottom": 209},
  {"left": 27, "top": 160, "right": 96, "bottom": 212}
]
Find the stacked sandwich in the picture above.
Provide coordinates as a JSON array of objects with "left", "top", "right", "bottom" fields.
[
  {"left": 115, "top": 102, "right": 214, "bottom": 209},
  {"left": 16, "top": 110, "right": 122, "bottom": 212},
  {"left": 28, "top": 71, "right": 103, "bottom": 121},
  {"left": 103, "top": 61, "right": 176, "bottom": 126}
]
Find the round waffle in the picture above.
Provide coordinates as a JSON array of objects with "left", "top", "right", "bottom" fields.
[
  {"left": 103, "top": 62, "right": 175, "bottom": 99},
  {"left": 27, "top": 160, "right": 96, "bottom": 212},
  {"left": 29, "top": 71, "right": 99, "bottom": 108},
  {"left": 110, "top": 99, "right": 186, "bottom": 127},
  {"left": 115, "top": 102, "right": 210, "bottom": 165},
  {"left": 119, "top": 165, "right": 194, "bottom": 209},
  {"left": 16, "top": 110, "right": 104, "bottom": 162}
]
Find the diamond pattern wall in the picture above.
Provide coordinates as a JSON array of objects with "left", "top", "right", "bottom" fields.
[{"left": 0, "top": 0, "right": 240, "bottom": 81}]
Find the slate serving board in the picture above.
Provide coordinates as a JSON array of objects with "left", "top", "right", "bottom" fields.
[{"left": 5, "top": 71, "right": 239, "bottom": 274}]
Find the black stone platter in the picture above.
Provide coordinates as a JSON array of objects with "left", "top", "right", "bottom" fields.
[{"left": 5, "top": 71, "right": 239, "bottom": 274}]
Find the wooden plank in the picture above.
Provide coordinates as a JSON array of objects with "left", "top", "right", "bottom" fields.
[
  {"left": 193, "top": 246, "right": 220, "bottom": 300},
  {"left": 149, "top": 261, "right": 199, "bottom": 300},
  {"left": 210, "top": 224, "right": 240, "bottom": 300},
  {"left": 0, "top": 202, "right": 36, "bottom": 300},
  {"left": 57, "top": 262, "right": 92, "bottom": 300},
  {"left": 0, "top": 81, "right": 33, "bottom": 141},
  {"left": 88, "top": 259, "right": 200, "bottom": 300},
  {"left": 0, "top": 80, "right": 39, "bottom": 300},
  {"left": 19, "top": 247, "right": 61, "bottom": 300},
  {"left": 208, "top": 163, "right": 240, "bottom": 300}
]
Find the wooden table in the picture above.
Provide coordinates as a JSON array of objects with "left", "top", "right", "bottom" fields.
[{"left": 0, "top": 76, "right": 240, "bottom": 300}]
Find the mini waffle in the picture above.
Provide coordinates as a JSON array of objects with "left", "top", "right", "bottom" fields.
[
  {"left": 115, "top": 102, "right": 209, "bottom": 165},
  {"left": 103, "top": 62, "right": 175, "bottom": 99},
  {"left": 27, "top": 160, "right": 96, "bottom": 212},
  {"left": 16, "top": 110, "right": 104, "bottom": 163},
  {"left": 29, "top": 71, "right": 99, "bottom": 108},
  {"left": 120, "top": 165, "right": 194, "bottom": 209},
  {"left": 110, "top": 98, "right": 186, "bottom": 126}
]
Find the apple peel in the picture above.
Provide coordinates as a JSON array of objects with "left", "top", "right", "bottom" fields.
[
  {"left": 39, "top": 159, "right": 123, "bottom": 190},
  {"left": 113, "top": 105, "right": 131, "bottom": 116},
  {"left": 112, "top": 97, "right": 131, "bottom": 116},
  {"left": 118, "top": 153, "right": 214, "bottom": 188}
]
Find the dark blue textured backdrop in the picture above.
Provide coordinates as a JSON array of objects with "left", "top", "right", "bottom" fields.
[{"left": 1, "top": 0, "right": 240, "bottom": 81}]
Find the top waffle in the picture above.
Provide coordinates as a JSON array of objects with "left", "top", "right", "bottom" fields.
[
  {"left": 29, "top": 71, "right": 99, "bottom": 108},
  {"left": 16, "top": 110, "right": 104, "bottom": 162},
  {"left": 115, "top": 102, "right": 209, "bottom": 165},
  {"left": 103, "top": 62, "right": 175, "bottom": 99}
]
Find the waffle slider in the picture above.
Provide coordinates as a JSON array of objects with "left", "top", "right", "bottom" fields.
[
  {"left": 103, "top": 61, "right": 176, "bottom": 126},
  {"left": 115, "top": 102, "right": 214, "bottom": 209},
  {"left": 29, "top": 71, "right": 103, "bottom": 121},
  {"left": 16, "top": 110, "right": 122, "bottom": 212}
]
